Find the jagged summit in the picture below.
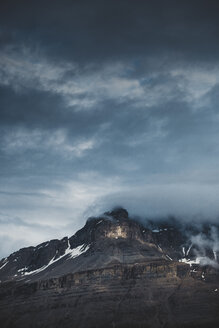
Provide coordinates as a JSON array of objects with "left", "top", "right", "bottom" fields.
[
  {"left": 87, "top": 207, "right": 130, "bottom": 224},
  {"left": 104, "top": 207, "right": 129, "bottom": 220}
]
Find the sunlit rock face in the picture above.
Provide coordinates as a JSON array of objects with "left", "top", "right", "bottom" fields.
[
  {"left": 98, "top": 218, "right": 147, "bottom": 242},
  {"left": 106, "top": 225, "right": 127, "bottom": 239},
  {"left": 88, "top": 208, "right": 153, "bottom": 243}
]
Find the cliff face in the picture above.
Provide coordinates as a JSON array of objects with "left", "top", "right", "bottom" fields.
[
  {"left": 0, "top": 208, "right": 219, "bottom": 327},
  {"left": 1, "top": 262, "right": 219, "bottom": 328}
]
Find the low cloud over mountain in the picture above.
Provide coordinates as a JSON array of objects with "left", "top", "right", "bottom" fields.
[{"left": 1, "top": 0, "right": 219, "bottom": 256}]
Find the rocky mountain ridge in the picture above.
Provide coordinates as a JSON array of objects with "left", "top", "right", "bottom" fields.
[
  {"left": 1, "top": 208, "right": 218, "bottom": 283},
  {"left": 0, "top": 208, "right": 219, "bottom": 327}
]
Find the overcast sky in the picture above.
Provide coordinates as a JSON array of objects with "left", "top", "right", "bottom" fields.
[{"left": 1, "top": 0, "right": 219, "bottom": 258}]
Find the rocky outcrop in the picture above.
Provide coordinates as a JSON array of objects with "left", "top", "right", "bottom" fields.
[{"left": 0, "top": 261, "right": 219, "bottom": 328}]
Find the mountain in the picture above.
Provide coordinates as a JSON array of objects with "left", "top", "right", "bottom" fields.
[{"left": 0, "top": 208, "right": 219, "bottom": 327}]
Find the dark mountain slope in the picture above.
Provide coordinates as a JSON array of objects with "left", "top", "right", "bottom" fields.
[{"left": 0, "top": 208, "right": 219, "bottom": 327}]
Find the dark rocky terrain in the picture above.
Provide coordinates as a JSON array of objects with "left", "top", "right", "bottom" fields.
[{"left": 0, "top": 208, "right": 219, "bottom": 327}]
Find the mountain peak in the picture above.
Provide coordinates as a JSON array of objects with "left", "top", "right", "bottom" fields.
[
  {"left": 1, "top": 209, "right": 219, "bottom": 328},
  {"left": 104, "top": 207, "right": 129, "bottom": 220}
]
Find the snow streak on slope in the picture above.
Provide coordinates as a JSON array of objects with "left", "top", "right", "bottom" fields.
[
  {"left": 19, "top": 242, "right": 90, "bottom": 276},
  {"left": 0, "top": 261, "right": 8, "bottom": 270}
]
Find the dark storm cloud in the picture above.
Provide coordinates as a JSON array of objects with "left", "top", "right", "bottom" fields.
[
  {"left": 1, "top": 0, "right": 219, "bottom": 63},
  {"left": 1, "top": 0, "right": 219, "bottom": 257}
]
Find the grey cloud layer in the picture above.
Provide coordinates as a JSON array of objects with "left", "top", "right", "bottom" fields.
[
  {"left": 1, "top": 0, "right": 219, "bottom": 63},
  {"left": 0, "top": 0, "right": 219, "bottom": 258}
]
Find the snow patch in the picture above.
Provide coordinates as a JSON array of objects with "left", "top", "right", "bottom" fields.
[
  {"left": 179, "top": 258, "right": 201, "bottom": 266},
  {"left": 18, "top": 267, "right": 28, "bottom": 272},
  {"left": 158, "top": 245, "right": 162, "bottom": 251},
  {"left": 182, "top": 247, "right": 185, "bottom": 256},
  {"left": 179, "top": 256, "right": 219, "bottom": 268},
  {"left": 68, "top": 244, "right": 90, "bottom": 259},
  {"left": 37, "top": 242, "right": 49, "bottom": 250},
  {"left": 152, "top": 228, "right": 168, "bottom": 233},
  {"left": 21, "top": 241, "right": 90, "bottom": 276},
  {"left": 0, "top": 261, "right": 8, "bottom": 270},
  {"left": 186, "top": 244, "right": 193, "bottom": 256}
]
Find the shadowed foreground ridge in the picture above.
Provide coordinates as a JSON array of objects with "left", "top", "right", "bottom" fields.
[{"left": 0, "top": 208, "right": 219, "bottom": 328}]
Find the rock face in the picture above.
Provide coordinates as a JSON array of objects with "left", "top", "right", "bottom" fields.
[{"left": 0, "top": 208, "right": 219, "bottom": 327}]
